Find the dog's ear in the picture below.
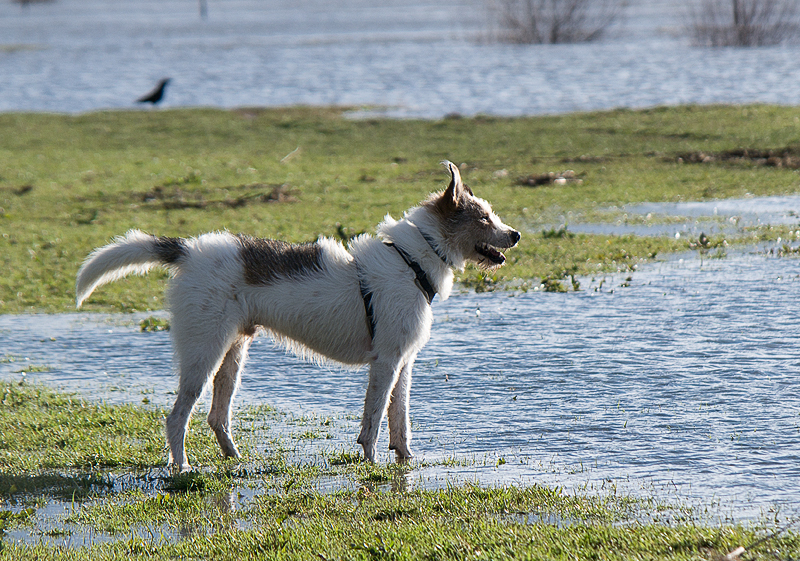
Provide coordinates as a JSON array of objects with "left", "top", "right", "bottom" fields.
[{"left": 441, "top": 160, "right": 469, "bottom": 205}]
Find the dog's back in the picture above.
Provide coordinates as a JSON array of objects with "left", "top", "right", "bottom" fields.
[{"left": 77, "top": 229, "right": 378, "bottom": 363}]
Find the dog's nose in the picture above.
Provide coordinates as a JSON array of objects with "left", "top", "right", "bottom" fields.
[{"left": 510, "top": 230, "right": 521, "bottom": 245}]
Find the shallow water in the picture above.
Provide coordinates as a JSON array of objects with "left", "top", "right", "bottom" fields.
[
  {"left": 557, "top": 194, "right": 800, "bottom": 238},
  {"left": 2, "top": 0, "right": 800, "bottom": 116},
  {"left": 626, "top": 195, "right": 800, "bottom": 225},
  {"left": 3, "top": 247, "right": 800, "bottom": 522}
]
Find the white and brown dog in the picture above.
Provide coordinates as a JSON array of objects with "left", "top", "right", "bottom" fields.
[{"left": 76, "top": 161, "right": 520, "bottom": 471}]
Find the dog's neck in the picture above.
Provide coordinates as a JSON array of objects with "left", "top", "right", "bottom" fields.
[
  {"left": 417, "top": 228, "right": 453, "bottom": 268},
  {"left": 376, "top": 208, "right": 456, "bottom": 301}
]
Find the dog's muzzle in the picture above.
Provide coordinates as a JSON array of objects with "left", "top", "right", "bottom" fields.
[{"left": 476, "top": 231, "right": 520, "bottom": 266}]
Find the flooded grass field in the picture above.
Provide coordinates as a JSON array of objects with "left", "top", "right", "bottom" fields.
[
  {"left": 3, "top": 244, "right": 800, "bottom": 540},
  {"left": 4, "top": 0, "right": 800, "bottom": 553}
]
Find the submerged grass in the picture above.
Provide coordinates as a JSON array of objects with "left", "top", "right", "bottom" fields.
[
  {"left": 1, "top": 382, "right": 800, "bottom": 559},
  {"left": 2, "top": 104, "right": 800, "bottom": 312}
]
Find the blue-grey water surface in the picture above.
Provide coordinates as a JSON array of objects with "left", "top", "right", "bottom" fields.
[
  {"left": 2, "top": 0, "right": 800, "bottom": 116},
  {"left": 2, "top": 249, "right": 800, "bottom": 521},
  {"left": 566, "top": 195, "right": 800, "bottom": 237}
]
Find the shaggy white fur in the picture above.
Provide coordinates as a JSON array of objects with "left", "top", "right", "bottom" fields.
[{"left": 76, "top": 161, "right": 520, "bottom": 470}]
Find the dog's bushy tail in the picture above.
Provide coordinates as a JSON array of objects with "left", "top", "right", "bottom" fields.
[{"left": 76, "top": 229, "right": 185, "bottom": 308}]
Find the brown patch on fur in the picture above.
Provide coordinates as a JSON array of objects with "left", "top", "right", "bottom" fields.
[
  {"left": 455, "top": 196, "right": 491, "bottom": 224},
  {"left": 423, "top": 190, "right": 492, "bottom": 238},
  {"left": 423, "top": 190, "right": 458, "bottom": 222},
  {"left": 237, "top": 236, "right": 323, "bottom": 286},
  {"left": 153, "top": 236, "right": 187, "bottom": 264},
  {"left": 423, "top": 177, "right": 476, "bottom": 222}
]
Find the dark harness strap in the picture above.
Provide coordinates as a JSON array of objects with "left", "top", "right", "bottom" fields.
[
  {"left": 384, "top": 242, "right": 436, "bottom": 305},
  {"left": 358, "top": 273, "right": 376, "bottom": 340},
  {"left": 359, "top": 241, "right": 437, "bottom": 340},
  {"left": 418, "top": 229, "right": 452, "bottom": 268}
]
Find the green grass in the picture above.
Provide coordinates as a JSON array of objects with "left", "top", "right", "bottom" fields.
[
  {"left": 0, "top": 382, "right": 222, "bottom": 472},
  {"left": 2, "top": 104, "right": 800, "bottom": 312},
  {"left": 3, "top": 105, "right": 800, "bottom": 558},
  {"left": 2, "top": 382, "right": 799, "bottom": 560},
  {"left": 138, "top": 316, "right": 169, "bottom": 332}
]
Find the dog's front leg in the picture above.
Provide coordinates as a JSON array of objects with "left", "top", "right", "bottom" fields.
[
  {"left": 357, "top": 358, "right": 402, "bottom": 462},
  {"left": 387, "top": 354, "right": 416, "bottom": 461}
]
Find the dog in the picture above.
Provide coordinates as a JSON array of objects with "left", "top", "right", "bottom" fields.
[{"left": 76, "top": 161, "right": 520, "bottom": 471}]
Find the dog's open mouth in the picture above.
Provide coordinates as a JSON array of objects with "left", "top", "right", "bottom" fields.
[{"left": 476, "top": 242, "right": 506, "bottom": 265}]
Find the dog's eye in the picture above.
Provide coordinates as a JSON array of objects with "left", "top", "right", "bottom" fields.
[{"left": 480, "top": 215, "right": 491, "bottom": 224}]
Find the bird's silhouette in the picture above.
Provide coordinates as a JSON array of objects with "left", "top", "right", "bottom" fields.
[{"left": 137, "top": 78, "right": 171, "bottom": 105}]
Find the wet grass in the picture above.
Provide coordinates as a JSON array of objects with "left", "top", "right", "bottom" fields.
[
  {"left": 138, "top": 316, "right": 169, "bottom": 332},
  {"left": 2, "top": 382, "right": 800, "bottom": 559},
  {"left": 3, "top": 105, "right": 800, "bottom": 556},
  {"left": 2, "top": 104, "right": 800, "bottom": 312},
  {"left": 0, "top": 382, "right": 219, "bottom": 472}
]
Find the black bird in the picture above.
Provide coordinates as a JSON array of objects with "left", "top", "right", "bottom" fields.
[{"left": 137, "top": 78, "right": 171, "bottom": 105}]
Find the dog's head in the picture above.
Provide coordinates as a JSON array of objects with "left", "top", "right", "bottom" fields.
[{"left": 425, "top": 161, "right": 520, "bottom": 269}]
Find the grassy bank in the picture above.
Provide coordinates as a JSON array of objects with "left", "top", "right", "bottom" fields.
[
  {"left": 2, "top": 382, "right": 799, "bottom": 560},
  {"left": 1, "top": 104, "right": 800, "bottom": 313}
]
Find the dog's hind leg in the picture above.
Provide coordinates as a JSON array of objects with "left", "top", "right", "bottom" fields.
[
  {"left": 357, "top": 358, "right": 403, "bottom": 462},
  {"left": 387, "top": 354, "right": 416, "bottom": 461},
  {"left": 207, "top": 335, "right": 252, "bottom": 460},
  {"left": 166, "top": 330, "right": 237, "bottom": 473}
]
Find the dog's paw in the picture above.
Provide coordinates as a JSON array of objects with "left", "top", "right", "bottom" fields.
[
  {"left": 220, "top": 446, "right": 240, "bottom": 460},
  {"left": 168, "top": 461, "right": 192, "bottom": 474},
  {"left": 391, "top": 446, "right": 414, "bottom": 463},
  {"left": 395, "top": 452, "right": 414, "bottom": 465},
  {"left": 357, "top": 430, "right": 377, "bottom": 463},
  {"left": 358, "top": 441, "right": 377, "bottom": 463}
]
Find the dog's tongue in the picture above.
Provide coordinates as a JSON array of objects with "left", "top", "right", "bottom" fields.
[
  {"left": 477, "top": 244, "right": 505, "bottom": 264},
  {"left": 489, "top": 248, "right": 505, "bottom": 264}
]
